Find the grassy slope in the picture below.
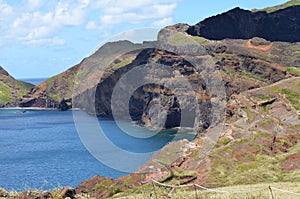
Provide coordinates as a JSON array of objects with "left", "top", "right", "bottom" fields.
[
  {"left": 0, "top": 81, "right": 12, "bottom": 103},
  {"left": 252, "top": 0, "right": 300, "bottom": 13},
  {"left": 0, "top": 77, "right": 33, "bottom": 104}
]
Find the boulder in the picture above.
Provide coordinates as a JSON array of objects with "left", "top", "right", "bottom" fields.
[
  {"left": 36, "top": 191, "right": 53, "bottom": 199},
  {"left": 61, "top": 186, "right": 76, "bottom": 199},
  {"left": 0, "top": 188, "right": 8, "bottom": 197}
]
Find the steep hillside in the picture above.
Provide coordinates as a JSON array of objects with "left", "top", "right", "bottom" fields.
[
  {"left": 19, "top": 41, "right": 153, "bottom": 108},
  {"left": 0, "top": 66, "right": 33, "bottom": 107},
  {"left": 19, "top": 64, "right": 79, "bottom": 108}
]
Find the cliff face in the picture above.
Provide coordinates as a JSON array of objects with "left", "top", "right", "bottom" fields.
[
  {"left": 0, "top": 66, "right": 33, "bottom": 107},
  {"left": 187, "top": 6, "right": 300, "bottom": 42},
  {"left": 74, "top": 48, "right": 212, "bottom": 130}
]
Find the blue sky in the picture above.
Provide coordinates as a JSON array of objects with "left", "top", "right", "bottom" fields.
[{"left": 0, "top": 0, "right": 287, "bottom": 78}]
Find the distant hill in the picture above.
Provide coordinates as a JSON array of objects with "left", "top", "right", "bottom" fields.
[{"left": 0, "top": 66, "right": 33, "bottom": 107}]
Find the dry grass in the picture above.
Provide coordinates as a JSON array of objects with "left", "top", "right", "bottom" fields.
[{"left": 114, "top": 182, "right": 300, "bottom": 199}]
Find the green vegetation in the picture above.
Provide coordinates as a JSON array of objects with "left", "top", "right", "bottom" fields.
[
  {"left": 250, "top": 37, "right": 271, "bottom": 46},
  {"left": 168, "top": 32, "right": 211, "bottom": 46},
  {"left": 238, "top": 70, "right": 268, "bottom": 82},
  {"left": 0, "top": 80, "right": 32, "bottom": 104},
  {"left": 169, "top": 32, "right": 198, "bottom": 46},
  {"left": 252, "top": 0, "right": 300, "bottom": 13},
  {"left": 15, "top": 81, "right": 33, "bottom": 98},
  {"left": 281, "top": 88, "right": 300, "bottom": 110},
  {"left": 257, "top": 94, "right": 271, "bottom": 101},
  {"left": 44, "top": 72, "right": 76, "bottom": 102},
  {"left": 225, "top": 69, "right": 235, "bottom": 77},
  {"left": 221, "top": 53, "right": 238, "bottom": 58},
  {"left": 270, "top": 79, "right": 300, "bottom": 110},
  {"left": 250, "top": 51, "right": 279, "bottom": 62},
  {"left": 242, "top": 107, "right": 256, "bottom": 122},
  {"left": 110, "top": 57, "right": 135, "bottom": 69},
  {"left": 260, "top": 118, "right": 274, "bottom": 127},
  {"left": 287, "top": 67, "right": 300, "bottom": 76},
  {"left": 215, "top": 137, "right": 232, "bottom": 148},
  {"left": 292, "top": 51, "right": 300, "bottom": 56},
  {"left": 0, "top": 81, "right": 12, "bottom": 103}
]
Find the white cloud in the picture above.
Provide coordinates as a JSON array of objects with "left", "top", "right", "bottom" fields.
[
  {"left": 27, "top": 0, "right": 44, "bottom": 10},
  {"left": 54, "top": 0, "right": 90, "bottom": 26},
  {"left": 0, "top": 0, "right": 179, "bottom": 46},
  {"left": 152, "top": 17, "right": 173, "bottom": 27},
  {"left": 88, "top": 0, "right": 179, "bottom": 29},
  {"left": 2, "top": 0, "right": 91, "bottom": 46},
  {"left": 86, "top": 21, "right": 98, "bottom": 30},
  {"left": 0, "top": 0, "right": 13, "bottom": 21},
  {"left": 22, "top": 37, "right": 65, "bottom": 46}
]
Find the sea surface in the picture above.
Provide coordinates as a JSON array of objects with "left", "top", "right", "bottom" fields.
[
  {"left": 18, "top": 78, "right": 48, "bottom": 85},
  {"left": 0, "top": 109, "right": 189, "bottom": 191}
]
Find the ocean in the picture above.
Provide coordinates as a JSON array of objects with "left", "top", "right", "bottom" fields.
[
  {"left": 0, "top": 109, "right": 188, "bottom": 191},
  {"left": 18, "top": 78, "right": 48, "bottom": 85}
]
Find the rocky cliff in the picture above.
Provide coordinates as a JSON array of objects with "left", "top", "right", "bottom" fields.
[
  {"left": 74, "top": 47, "right": 213, "bottom": 130},
  {"left": 187, "top": 5, "right": 300, "bottom": 42}
]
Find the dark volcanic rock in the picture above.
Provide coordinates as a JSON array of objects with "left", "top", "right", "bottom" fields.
[
  {"left": 187, "top": 6, "right": 300, "bottom": 42},
  {"left": 18, "top": 96, "right": 58, "bottom": 108},
  {"left": 74, "top": 48, "right": 212, "bottom": 131},
  {"left": 58, "top": 98, "right": 71, "bottom": 111}
]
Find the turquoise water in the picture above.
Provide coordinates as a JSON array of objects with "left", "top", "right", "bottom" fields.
[{"left": 0, "top": 109, "right": 185, "bottom": 191}]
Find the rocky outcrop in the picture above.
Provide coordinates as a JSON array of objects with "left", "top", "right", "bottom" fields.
[
  {"left": 60, "top": 186, "right": 76, "bottom": 199},
  {"left": 58, "top": 98, "right": 71, "bottom": 111},
  {"left": 187, "top": 6, "right": 300, "bottom": 42}
]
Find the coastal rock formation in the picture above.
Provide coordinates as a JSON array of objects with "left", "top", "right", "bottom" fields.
[
  {"left": 187, "top": 6, "right": 300, "bottom": 42},
  {"left": 74, "top": 48, "right": 212, "bottom": 130}
]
